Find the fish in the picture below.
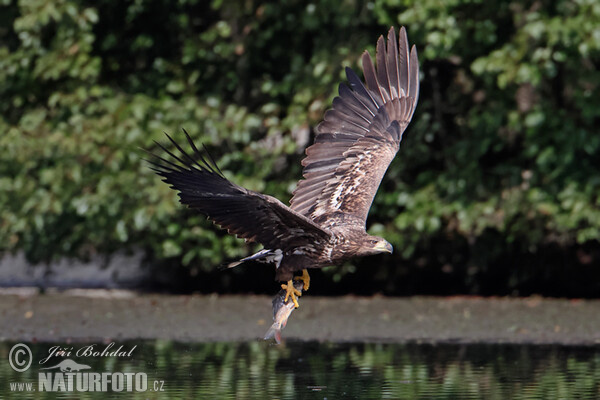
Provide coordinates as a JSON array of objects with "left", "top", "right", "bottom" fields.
[{"left": 264, "top": 280, "right": 304, "bottom": 343}]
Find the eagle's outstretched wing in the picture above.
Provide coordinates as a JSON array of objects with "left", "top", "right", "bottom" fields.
[
  {"left": 290, "top": 27, "right": 419, "bottom": 227},
  {"left": 148, "top": 130, "right": 332, "bottom": 251}
]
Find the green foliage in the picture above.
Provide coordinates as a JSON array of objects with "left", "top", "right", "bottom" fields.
[{"left": 1, "top": 0, "right": 599, "bottom": 293}]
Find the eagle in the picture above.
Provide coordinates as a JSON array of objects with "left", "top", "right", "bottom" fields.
[{"left": 149, "top": 27, "right": 419, "bottom": 308}]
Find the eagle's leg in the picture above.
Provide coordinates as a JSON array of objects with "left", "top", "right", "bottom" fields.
[
  {"left": 294, "top": 269, "right": 310, "bottom": 291},
  {"left": 281, "top": 280, "right": 302, "bottom": 308}
]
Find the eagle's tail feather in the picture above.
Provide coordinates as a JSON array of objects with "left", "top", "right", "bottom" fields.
[
  {"left": 218, "top": 249, "right": 279, "bottom": 270},
  {"left": 218, "top": 260, "right": 244, "bottom": 270}
]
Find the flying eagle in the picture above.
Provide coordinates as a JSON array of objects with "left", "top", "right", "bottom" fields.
[{"left": 149, "top": 27, "right": 419, "bottom": 307}]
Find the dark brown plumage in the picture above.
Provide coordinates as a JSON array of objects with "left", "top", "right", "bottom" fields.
[{"left": 149, "top": 27, "right": 419, "bottom": 292}]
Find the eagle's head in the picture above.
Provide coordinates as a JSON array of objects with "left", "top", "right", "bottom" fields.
[{"left": 360, "top": 236, "right": 393, "bottom": 255}]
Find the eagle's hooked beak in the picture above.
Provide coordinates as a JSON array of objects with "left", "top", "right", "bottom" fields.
[{"left": 374, "top": 240, "right": 393, "bottom": 254}]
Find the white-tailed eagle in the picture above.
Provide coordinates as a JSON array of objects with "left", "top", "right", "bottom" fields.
[{"left": 149, "top": 27, "right": 419, "bottom": 307}]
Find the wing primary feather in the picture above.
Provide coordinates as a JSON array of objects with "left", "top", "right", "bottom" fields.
[
  {"left": 333, "top": 91, "right": 372, "bottom": 123},
  {"left": 361, "top": 51, "right": 384, "bottom": 104},
  {"left": 180, "top": 128, "right": 223, "bottom": 177},
  {"left": 344, "top": 67, "right": 379, "bottom": 113},
  {"left": 323, "top": 110, "right": 370, "bottom": 132},
  {"left": 144, "top": 157, "right": 183, "bottom": 175},
  {"left": 376, "top": 35, "right": 391, "bottom": 102},
  {"left": 141, "top": 147, "right": 188, "bottom": 174},
  {"left": 152, "top": 140, "right": 196, "bottom": 172},
  {"left": 334, "top": 88, "right": 373, "bottom": 122},
  {"left": 201, "top": 143, "right": 225, "bottom": 177},
  {"left": 163, "top": 132, "right": 209, "bottom": 173},
  {"left": 317, "top": 120, "right": 365, "bottom": 136},
  {"left": 409, "top": 45, "right": 420, "bottom": 104},
  {"left": 313, "top": 132, "right": 360, "bottom": 143},
  {"left": 386, "top": 27, "right": 400, "bottom": 99},
  {"left": 398, "top": 27, "right": 410, "bottom": 98},
  {"left": 181, "top": 128, "right": 206, "bottom": 167},
  {"left": 163, "top": 129, "right": 224, "bottom": 178}
]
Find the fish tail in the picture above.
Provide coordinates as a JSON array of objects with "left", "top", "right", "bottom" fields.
[{"left": 264, "top": 324, "right": 282, "bottom": 344}]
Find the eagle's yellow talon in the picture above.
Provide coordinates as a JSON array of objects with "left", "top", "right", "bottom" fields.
[
  {"left": 281, "top": 280, "right": 302, "bottom": 308},
  {"left": 294, "top": 269, "right": 310, "bottom": 291}
]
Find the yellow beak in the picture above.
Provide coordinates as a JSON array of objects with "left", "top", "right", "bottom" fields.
[{"left": 374, "top": 240, "right": 393, "bottom": 254}]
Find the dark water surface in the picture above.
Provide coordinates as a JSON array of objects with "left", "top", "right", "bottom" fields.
[{"left": 1, "top": 340, "right": 599, "bottom": 399}]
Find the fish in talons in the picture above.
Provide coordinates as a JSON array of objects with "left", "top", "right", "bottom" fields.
[
  {"left": 281, "top": 279, "right": 302, "bottom": 308},
  {"left": 264, "top": 280, "right": 304, "bottom": 344}
]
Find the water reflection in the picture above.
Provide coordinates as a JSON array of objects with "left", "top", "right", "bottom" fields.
[{"left": 1, "top": 340, "right": 599, "bottom": 399}]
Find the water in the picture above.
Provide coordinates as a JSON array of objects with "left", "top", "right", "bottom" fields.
[{"left": 1, "top": 340, "right": 599, "bottom": 399}]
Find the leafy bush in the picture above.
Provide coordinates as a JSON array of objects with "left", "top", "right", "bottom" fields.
[{"left": 1, "top": 0, "right": 599, "bottom": 295}]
